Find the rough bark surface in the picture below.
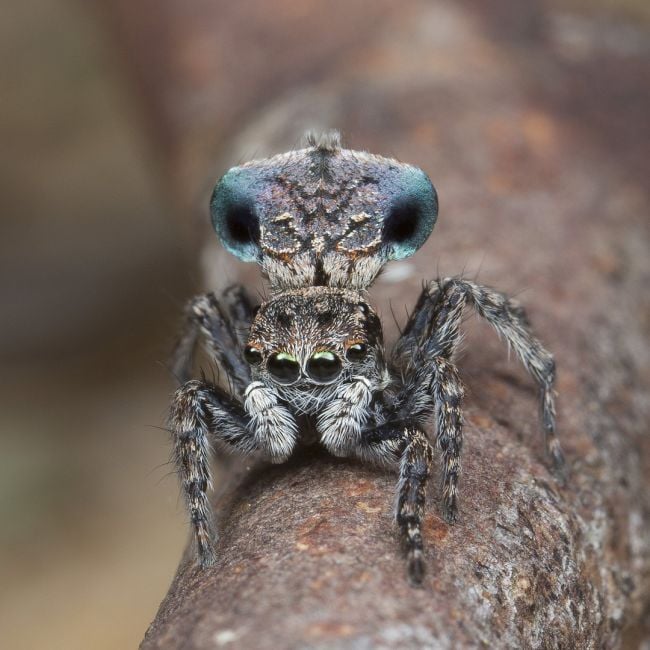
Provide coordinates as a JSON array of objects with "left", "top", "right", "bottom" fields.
[{"left": 100, "top": 0, "right": 650, "bottom": 647}]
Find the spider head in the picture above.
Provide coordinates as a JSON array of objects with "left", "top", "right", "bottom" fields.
[
  {"left": 211, "top": 132, "right": 437, "bottom": 291},
  {"left": 245, "top": 287, "right": 384, "bottom": 390}
]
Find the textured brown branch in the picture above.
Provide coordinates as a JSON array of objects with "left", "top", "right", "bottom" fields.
[{"left": 99, "top": 1, "right": 650, "bottom": 647}]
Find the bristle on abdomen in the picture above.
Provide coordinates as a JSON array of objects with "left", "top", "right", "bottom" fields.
[{"left": 304, "top": 129, "right": 342, "bottom": 153}]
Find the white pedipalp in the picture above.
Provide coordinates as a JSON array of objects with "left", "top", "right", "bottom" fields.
[
  {"left": 244, "top": 381, "right": 298, "bottom": 462},
  {"left": 317, "top": 375, "right": 374, "bottom": 456}
]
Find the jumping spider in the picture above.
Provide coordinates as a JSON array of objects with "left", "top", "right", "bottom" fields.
[{"left": 169, "top": 132, "right": 564, "bottom": 584}]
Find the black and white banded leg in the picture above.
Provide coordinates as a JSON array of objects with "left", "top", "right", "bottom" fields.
[
  {"left": 399, "top": 277, "right": 564, "bottom": 472},
  {"left": 352, "top": 423, "right": 434, "bottom": 585},
  {"left": 396, "top": 426, "right": 434, "bottom": 585},
  {"left": 430, "top": 357, "right": 464, "bottom": 523},
  {"left": 220, "top": 284, "right": 258, "bottom": 348},
  {"left": 169, "top": 379, "right": 298, "bottom": 566},
  {"left": 171, "top": 285, "right": 255, "bottom": 391},
  {"left": 378, "top": 353, "right": 465, "bottom": 526}
]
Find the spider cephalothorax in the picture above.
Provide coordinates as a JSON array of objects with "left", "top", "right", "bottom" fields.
[
  {"left": 210, "top": 132, "right": 437, "bottom": 291},
  {"left": 169, "top": 135, "right": 565, "bottom": 585},
  {"left": 246, "top": 287, "right": 385, "bottom": 399}
]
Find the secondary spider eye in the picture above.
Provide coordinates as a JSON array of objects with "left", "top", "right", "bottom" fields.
[
  {"left": 210, "top": 169, "right": 261, "bottom": 262},
  {"left": 244, "top": 346, "right": 262, "bottom": 366},
  {"left": 306, "top": 351, "right": 342, "bottom": 384},
  {"left": 267, "top": 352, "right": 300, "bottom": 385},
  {"left": 381, "top": 168, "right": 438, "bottom": 261},
  {"left": 346, "top": 343, "right": 367, "bottom": 362}
]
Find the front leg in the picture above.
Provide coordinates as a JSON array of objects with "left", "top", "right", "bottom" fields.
[
  {"left": 169, "top": 379, "right": 298, "bottom": 566},
  {"left": 350, "top": 423, "right": 435, "bottom": 585},
  {"left": 170, "top": 380, "right": 251, "bottom": 566},
  {"left": 397, "top": 426, "right": 434, "bottom": 585},
  {"left": 375, "top": 354, "right": 464, "bottom": 524},
  {"left": 430, "top": 357, "right": 464, "bottom": 523}
]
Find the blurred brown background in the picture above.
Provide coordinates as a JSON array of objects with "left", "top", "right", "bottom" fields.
[
  {"left": 0, "top": 2, "right": 189, "bottom": 649},
  {"left": 0, "top": 1, "right": 648, "bottom": 648}
]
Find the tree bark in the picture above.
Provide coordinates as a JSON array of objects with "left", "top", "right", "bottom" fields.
[{"left": 100, "top": 1, "right": 650, "bottom": 647}]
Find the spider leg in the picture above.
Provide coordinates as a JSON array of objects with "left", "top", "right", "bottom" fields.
[
  {"left": 350, "top": 422, "right": 434, "bottom": 585},
  {"left": 397, "top": 426, "right": 434, "bottom": 585},
  {"left": 220, "top": 284, "right": 258, "bottom": 348},
  {"left": 169, "top": 378, "right": 297, "bottom": 566},
  {"left": 314, "top": 374, "right": 435, "bottom": 584},
  {"left": 170, "top": 380, "right": 251, "bottom": 566},
  {"left": 170, "top": 285, "right": 255, "bottom": 393},
  {"left": 377, "top": 352, "right": 465, "bottom": 524},
  {"left": 397, "top": 277, "right": 564, "bottom": 472},
  {"left": 430, "top": 357, "right": 464, "bottom": 523}
]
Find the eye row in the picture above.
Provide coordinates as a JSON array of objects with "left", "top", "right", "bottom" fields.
[{"left": 244, "top": 344, "right": 367, "bottom": 385}]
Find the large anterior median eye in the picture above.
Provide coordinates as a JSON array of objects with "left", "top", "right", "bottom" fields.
[
  {"left": 306, "top": 351, "right": 342, "bottom": 384},
  {"left": 267, "top": 352, "right": 300, "bottom": 385}
]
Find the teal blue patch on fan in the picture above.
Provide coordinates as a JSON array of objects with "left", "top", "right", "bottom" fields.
[
  {"left": 210, "top": 168, "right": 261, "bottom": 262},
  {"left": 382, "top": 167, "right": 438, "bottom": 260}
]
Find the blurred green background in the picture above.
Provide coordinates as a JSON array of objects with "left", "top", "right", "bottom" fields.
[{"left": 0, "top": 1, "right": 648, "bottom": 648}]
